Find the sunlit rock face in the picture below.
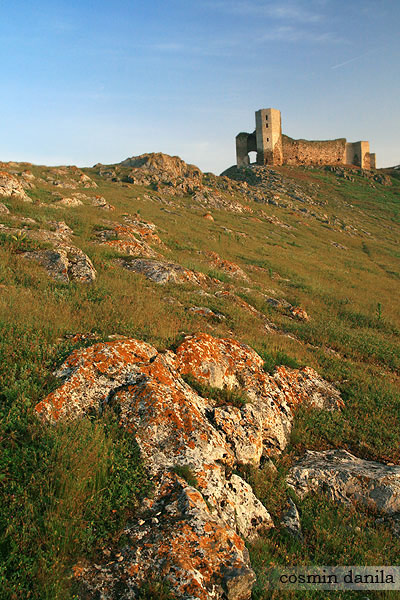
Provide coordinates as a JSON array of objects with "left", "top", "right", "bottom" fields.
[{"left": 36, "top": 333, "right": 343, "bottom": 599}]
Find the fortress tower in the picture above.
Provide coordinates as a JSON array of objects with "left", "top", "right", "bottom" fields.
[
  {"left": 255, "top": 108, "right": 283, "bottom": 166},
  {"left": 235, "top": 108, "right": 376, "bottom": 169}
]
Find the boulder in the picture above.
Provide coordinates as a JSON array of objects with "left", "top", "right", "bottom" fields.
[
  {"left": 24, "top": 245, "right": 96, "bottom": 283},
  {"left": 287, "top": 449, "right": 400, "bottom": 515},
  {"left": 36, "top": 334, "right": 343, "bottom": 599}
]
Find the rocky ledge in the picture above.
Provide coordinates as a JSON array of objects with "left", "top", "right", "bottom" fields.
[
  {"left": 287, "top": 449, "right": 400, "bottom": 519},
  {"left": 36, "top": 333, "right": 343, "bottom": 599}
]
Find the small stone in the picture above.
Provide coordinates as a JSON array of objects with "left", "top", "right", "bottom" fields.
[{"left": 281, "top": 498, "right": 302, "bottom": 539}]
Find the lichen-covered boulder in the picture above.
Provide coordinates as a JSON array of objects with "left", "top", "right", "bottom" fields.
[
  {"left": 36, "top": 334, "right": 343, "bottom": 599},
  {"left": 287, "top": 449, "right": 400, "bottom": 515},
  {"left": 175, "top": 333, "right": 343, "bottom": 455},
  {"left": 24, "top": 245, "right": 96, "bottom": 283},
  {"left": 96, "top": 220, "right": 162, "bottom": 258}
]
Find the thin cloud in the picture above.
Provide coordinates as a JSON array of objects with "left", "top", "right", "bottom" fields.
[
  {"left": 204, "top": 0, "right": 323, "bottom": 23},
  {"left": 258, "top": 26, "right": 343, "bottom": 44}
]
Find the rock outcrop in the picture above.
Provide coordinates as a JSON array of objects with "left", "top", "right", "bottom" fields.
[
  {"left": 36, "top": 333, "right": 343, "bottom": 599},
  {"left": 95, "top": 216, "right": 163, "bottom": 258},
  {"left": 0, "top": 220, "right": 96, "bottom": 283},
  {"left": 118, "top": 258, "right": 208, "bottom": 286},
  {"left": 0, "top": 171, "right": 32, "bottom": 202},
  {"left": 287, "top": 449, "right": 400, "bottom": 516},
  {"left": 206, "top": 251, "right": 248, "bottom": 281},
  {"left": 24, "top": 245, "right": 96, "bottom": 283}
]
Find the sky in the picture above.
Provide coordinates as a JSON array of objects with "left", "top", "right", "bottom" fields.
[{"left": 0, "top": 0, "right": 399, "bottom": 173}]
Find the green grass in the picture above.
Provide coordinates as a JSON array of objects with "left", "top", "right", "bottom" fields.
[
  {"left": 182, "top": 373, "right": 249, "bottom": 408},
  {"left": 172, "top": 464, "right": 199, "bottom": 488},
  {"left": 1, "top": 160, "right": 400, "bottom": 598}
]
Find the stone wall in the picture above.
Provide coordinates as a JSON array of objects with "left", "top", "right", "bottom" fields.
[
  {"left": 236, "top": 131, "right": 257, "bottom": 167},
  {"left": 235, "top": 108, "right": 376, "bottom": 169},
  {"left": 282, "top": 135, "right": 347, "bottom": 166}
]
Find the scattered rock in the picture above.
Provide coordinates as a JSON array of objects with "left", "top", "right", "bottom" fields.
[
  {"left": 119, "top": 258, "right": 208, "bottom": 286},
  {"left": 331, "top": 241, "right": 348, "bottom": 250},
  {"left": 290, "top": 306, "right": 310, "bottom": 321},
  {"left": 266, "top": 297, "right": 310, "bottom": 321},
  {"left": 79, "top": 173, "right": 97, "bottom": 188},
  {"left": 287, "top": 449, "right": 400, "bottom": 515},
  {"left": 89, "top": 195, "right": 114, "bottom": 210},
  {"left": 188, "top": 306, "right": 226, "bottom": 321},
  {"left": 55, "top": 197, "right": 84, "bottom": 208}
]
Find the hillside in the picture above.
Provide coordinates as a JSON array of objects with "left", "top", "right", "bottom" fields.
[{"left": 1, "top": 153, "right": 400, "bottom": 600}]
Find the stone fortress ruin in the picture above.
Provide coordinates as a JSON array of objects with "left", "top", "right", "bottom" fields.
[{"left": 236, "top": 108, "right": 376, "bottom": 170}]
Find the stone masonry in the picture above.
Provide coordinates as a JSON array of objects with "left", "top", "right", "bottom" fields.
[{"left": 236, "top": 108, "right": 376, "bottom": 169}]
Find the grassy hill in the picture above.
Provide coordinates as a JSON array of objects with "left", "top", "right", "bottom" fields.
[{"left": 0, "top": 155, "right": 399, "bottom": 599}]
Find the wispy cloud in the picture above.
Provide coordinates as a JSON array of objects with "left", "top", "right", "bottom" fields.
[
  {"left": 204, "top": 0, "right": 323, "bottom": 23},
  {"left": 258, "top": 25, "right": 343, "bottom": 44}
]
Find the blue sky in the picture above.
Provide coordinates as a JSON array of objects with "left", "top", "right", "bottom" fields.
[{"left": 0, "top": 0, "right": 399, "bottom": 173}]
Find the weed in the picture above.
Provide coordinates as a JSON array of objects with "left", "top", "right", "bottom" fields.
[
  {"left": 172, "top": 464, "right": 199, "bottom": 488},
  {"left": 182, "top": 373, "right": 248, "bottom": 408}
]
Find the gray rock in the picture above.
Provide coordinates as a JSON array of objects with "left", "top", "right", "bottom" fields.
[
  {"left": 287, "top": 449, "right": 400, "bottom": 515},
  {"left": 281, "top": 497, "right": 302, "bottom": 539},
  {"left": 24, "top": 245, "right": 96, "bottom": 283},
  {"left": 119, "top": 258, "right": 208, "bottom": 285}
]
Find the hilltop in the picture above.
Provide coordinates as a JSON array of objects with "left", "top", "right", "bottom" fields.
[{"left": 1, "top": 153, "right": 400, "bottom": 600}]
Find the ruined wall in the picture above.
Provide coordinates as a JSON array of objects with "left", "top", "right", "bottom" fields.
[
  {"left": 235, "top": 108, "right": 376, "bottom": 169},
  {"left": 368, "top": 153, "right": 376, "bottom": 169},
  {"left": 345, "top": 141, "right": 371, "bottom": 168},
  {"left": 236, "top": 132, "right": 257, "bottom": 167},
  {"left": 282, "top": 135, "right": 347, "bottom": 166}
]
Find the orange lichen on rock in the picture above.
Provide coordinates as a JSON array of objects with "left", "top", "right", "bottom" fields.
[
  {"left": 206, "top": 251, "right": 248, "bottom": 280},
  {"left": 36, "top": 333, "right": 343, "bottom": 599}
]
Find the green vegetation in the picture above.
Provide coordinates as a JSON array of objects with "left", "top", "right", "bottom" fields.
[
  {"left": 0, "top": 161, "right": 399, "bottom": 598},
  {"left": 0, "top": 325, "right": 151, "bottom": 599},
  {"left": 182, "top": 373, "right": 248, "bottom": 408},
  {"left": 172, "top": 464, "right": 199, "bottom": 488}
]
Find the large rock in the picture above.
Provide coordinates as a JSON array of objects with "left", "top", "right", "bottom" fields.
[
  {"left": 36, "top": 334, "right": 343, "bottom": 599},
  {"left": 287, "top": 449, "right": 400, "bottom": 515},
  {"left": 24, "top": 245, "right": 96, "bottom": 283},
  {"left": 175, "top": 334, "right": 343, "bottom": 455}
]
